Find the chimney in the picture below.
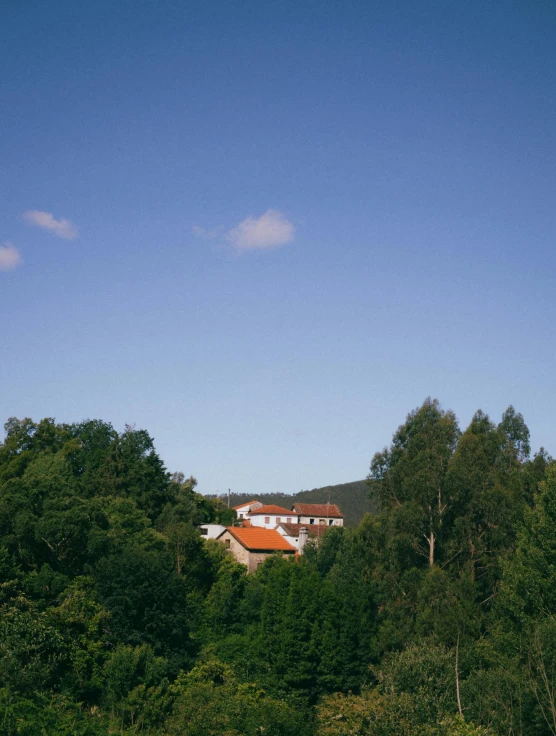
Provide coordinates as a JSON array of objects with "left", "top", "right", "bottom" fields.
[{"left": 298, "top": 526, "right": 308, "bottom": 555}]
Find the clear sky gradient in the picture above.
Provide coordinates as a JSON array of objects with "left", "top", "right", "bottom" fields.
[{"left": 1, "top": 0, "right": 555, "bottom": 494}]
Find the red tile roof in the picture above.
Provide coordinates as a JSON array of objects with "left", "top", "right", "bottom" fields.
[
  {"left": 247, "top": 504, "right": 296, "bottom": 516},
  {"left": 292, "top": 503, "right": 344, "bottom": 517},
  {"left": 224, "top": 526, "right": 296, "bottom": 552},
  {"left": 232, "top": 500, "right": 261, "bottom": 510}
]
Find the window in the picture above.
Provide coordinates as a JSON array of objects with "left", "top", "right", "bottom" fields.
[
  {"left": 265, "top": 517, "right": 270, "bottom": 524},
  {"left": 199, "top": 528, "right": 208, "bottom": 535},
  {"left": 319, "top": 519, "right": 326, "bottom": 525},
  {"left": 225, "top": 539, "right": 231, "bottom": 548},
  {"left": 310, "top": 518, "right": 315, "bottom": 525},
  {"left": 276, "top": 517, "right": 281, "bottom": 523},
  {"left": 287, "top": 517, "right": 292, "bottom": 523},
  {"left": 329, "top": 519, "right": 334, "bottom": 525}
]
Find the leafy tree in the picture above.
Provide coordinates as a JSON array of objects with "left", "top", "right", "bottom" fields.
[
  {"left": 93, "top": 547, "right": 194, "bottom": 671},
  {"left": 0, "top": 598, "right": 66, "bottom": 696},
  {"left": 165, "top": 658, "right": 314, "bottom": 736},
  {"left": 368, "top": 398, "right": 460, "bottom": 568},
  {"left": 49, "top": 577, "right": 110, "bottom": 700}
]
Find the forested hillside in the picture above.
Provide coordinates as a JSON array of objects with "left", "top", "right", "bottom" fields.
[
  {"left": 219, "top": 480, "right": 374, "bottom": 526},
  {"left": 1, "top": 400, "right": 555, "bottom": 735}
]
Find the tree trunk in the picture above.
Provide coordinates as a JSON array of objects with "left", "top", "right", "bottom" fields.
[
  {"left": 428, "top": 505, "right": 435, "bottom": 567},
  {"left": 456, "top": 633, "right": 463, "bottom": 717}
]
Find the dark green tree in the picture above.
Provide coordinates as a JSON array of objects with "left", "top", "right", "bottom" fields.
[{"left": 368, "top": 398, "right": 460, "bottom": 569}]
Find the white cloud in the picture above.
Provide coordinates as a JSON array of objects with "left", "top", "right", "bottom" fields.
[
  {"left": 192, "top": 225, "right": 224, "bottom": 239},
  {"left": 0, "top": 243, "right": 22, "bottom": 271},
  {"left": 226, "top": 209, "right": 294, "bottom": 251},
  {"left": 22, "top": 210, "right": 78, "bottom": 240}
]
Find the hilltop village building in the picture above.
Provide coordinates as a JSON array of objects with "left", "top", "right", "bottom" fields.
[
  {"left": 233, "top": 500, "right": 263, "bottom": 520},
  {"left": 245, "top": 503, "right": 344, "bottom": 530},
  {"left": 274, "top": 522, "right": 326, "bottom": 549},
  {"left": 247, "top": 504, "right": 298, "bottom": 528},
  {"left": 292, "top": 503, "right": 344, "bottom": 527},
  {"left": 216, "top": 526, "right": 296, "bottom": 573},
  {"left": 215, "top": 500, "right": 345, "bottom": 571}
]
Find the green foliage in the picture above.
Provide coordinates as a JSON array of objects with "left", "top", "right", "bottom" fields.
[
  {"left": 317, "top": 688, "right": 491, "bottom": 736},
  {"left": 0, "top": 689, "right": 108, "bottom": 736},
  {"left": 93, "top": 546, "right": 194, "bottom": 670},
  {"left": 164, "top": 657, "right": 313, "bottom": 736},
  {"left": 317, "top": 640, "right": 492, "bottom": 735},
  {"left": 0, "top": 404, "right": 553, "bottom": 735},
  {"left": 0, "top": 598, "right": 66, "bottom": 696}
]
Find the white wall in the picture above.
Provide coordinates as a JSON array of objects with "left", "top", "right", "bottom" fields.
[
  {"left": 297, "top": 515, "right": 343, "bottom": 527},
  {"left": 250, "top": 514, "right": 298, "bottom": 529},
  {"left": 199, "top": 524, "right": 227, "bottom": 539},
  {"left": 275, "top": 529, "right": 299, "bottom": 549}
]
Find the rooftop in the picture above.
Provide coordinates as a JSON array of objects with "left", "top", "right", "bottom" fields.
[
  {"left": 276, "top": 522, "right": 327, "bottom": 538},
  {"left": 292, "top": 503, "right": 344, "bottom": 518},
  {"left": 232, "top": 499, "right": 261, "bottom": 510},
  {"left": 247, "top": 504, "right": 296, "bottom": 516},
  {"left": 224, "top": 526, "right": 296, "bottom": 552}
]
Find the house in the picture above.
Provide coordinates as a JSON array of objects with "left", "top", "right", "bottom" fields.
[
  {"left": 292, "top": 503, "right": 344, "bottom": 527},
  {"left": 216, "top": 526, "right": 296, "bottom": 572},
  {"left": 247, "top": 504, "right": 298, "bottom": 529},
  {"left": 199, "top": 524, "right": 227, "bottom": 539},
  {"left": 211, "top": 499, "right": 345, "bottom": 564},
  {"left": 274, "top": 522, "right": 326, "bottom": 550},
  {"left": 232, "top": 500, "right": 263, "bottom": 521}
]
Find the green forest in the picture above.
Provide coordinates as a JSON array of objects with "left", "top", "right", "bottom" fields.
[{"left": 1, "top": 399, "right": 555, "bottom": 735}]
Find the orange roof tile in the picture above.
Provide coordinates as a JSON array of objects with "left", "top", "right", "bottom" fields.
[
  {"left": 225, "top": 526, "right": 296, "bottom": 552},
  {"left": 247, "top": 504, "right": 295, "bottom": 516},
  {"left": 292, "top": 503, "right": 344, "bottom": 517}
]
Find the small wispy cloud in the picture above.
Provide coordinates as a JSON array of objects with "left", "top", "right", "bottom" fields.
[
  {"left": 0, "top": 242, "right": 22, "bottom": 271},
  {"left": 192, "top": 224, "right": 224, "bottom": 240},
  {"left": 22, "top": 210, "right": 78, "bottom": 240},
  {"left": 226, "top": 209, "right": 294, "bottom": 251}
]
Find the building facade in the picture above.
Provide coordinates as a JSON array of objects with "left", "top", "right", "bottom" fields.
[
  {"left": 247, "top": 504, "right": 299, "bottom": 529},
  {"left": 216, "top": 526, "right": 296, "bottom": 573},
  {"left": 233, "top": 500, "right": 263, "bottom": 521},
  {"left": 292, "top": 503, "right": 344, "bottom": 527}
]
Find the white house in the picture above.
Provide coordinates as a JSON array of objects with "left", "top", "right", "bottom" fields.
[
  {"left": 292, "top": 503, "right": 344, "bottom": 527},
  {"left": 247, "top": 504, "right": 299, "bottom": 529},
  {"left": 199, "top": 524, "right": 227, "bottom": 539},
  {"left": 232, "top": 500, "right": 263, "bottom": 521},
  {"left": 274, "top": 521, "right": 327, "bottom": 551}
]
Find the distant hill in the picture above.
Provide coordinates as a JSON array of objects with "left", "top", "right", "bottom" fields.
[{"left": 208, "top": 480, "right": 374, "bottom": 527}]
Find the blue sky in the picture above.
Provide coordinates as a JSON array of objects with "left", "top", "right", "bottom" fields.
[{"left": 1, "top": 0, "right": 555, "bottom": 495}]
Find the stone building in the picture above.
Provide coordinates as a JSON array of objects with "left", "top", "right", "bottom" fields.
[{"left": 216, "top": 526, "right": 296, "bottom": 573}]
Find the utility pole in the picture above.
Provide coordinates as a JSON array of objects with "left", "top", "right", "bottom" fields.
[{"left": 228, "top": 488, "right": 230, "bottom": 508}]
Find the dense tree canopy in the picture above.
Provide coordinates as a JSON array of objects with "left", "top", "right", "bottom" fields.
[{"left": 0, "top": 404, "right": 553, "bottom": 734}]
